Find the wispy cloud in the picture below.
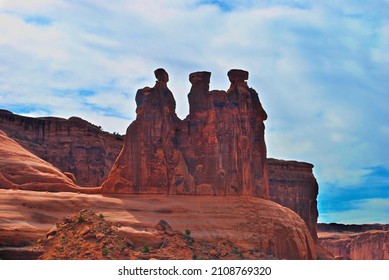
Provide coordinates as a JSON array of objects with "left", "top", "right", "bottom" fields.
[
  {"left": 0, "top": 0, "right": 388, "bottom": 223},
  {"left": 319, "top": 198, "right": 389, "bottom": 224}
]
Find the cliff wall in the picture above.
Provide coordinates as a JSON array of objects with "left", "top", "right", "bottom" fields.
[
  {"left": 268, "top": 158, "right": 319, "bottom": 239},
  {"left": 318, "top": 224, "right": 389, "bottom": 260},
  {"left": 0, "top": 109, "right": 123, "bottom": 187}
]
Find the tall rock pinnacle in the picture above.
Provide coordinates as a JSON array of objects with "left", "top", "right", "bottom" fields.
[
  {"left": 102, "top": 68, "right": 269, "bottom": 198},
  {"left": 102, "top": 68, "right": 181, "bottom": 193}
]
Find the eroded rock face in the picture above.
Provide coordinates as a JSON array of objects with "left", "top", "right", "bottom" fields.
[
  {"left": 268, "top": 158, "right": 319, "bottom": 239},
  {"left": 318, "top": 223, "right": 389, "bottom": 260},
  {"left": 0, "top": 129, "right": 82, "bottom": 192},
  {"left": 102, "top": 69, "right": 182, "bottom": 193},
  {"left": 0, "top": 110, "right": 123, "bottom": 187},
  {"left": 177, "top": 70, "right": 269, "bottom": 197},
  {"left": 319, "top": 230, "right": 389, "bottom": 260},
  {"left": 102, "top": 69, "right": 269, "bottom": 198}
]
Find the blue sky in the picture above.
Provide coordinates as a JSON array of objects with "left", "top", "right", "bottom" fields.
[{"left": 0, "top": 0, "right": 388, "bottom": 224}]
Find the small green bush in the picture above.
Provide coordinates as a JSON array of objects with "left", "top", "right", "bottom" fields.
[
  {"left": 99, "top": 213, "right": 104, "bottom": 219},
  {"left": 102, "top": 248, "right": 108, "bottom": 256},
  {"left": 142, "top": 244, "right": 150, "bottom": 254},
  {"left": 77, "top": 214, "right": 84, "bottom": 223},
  {"left": 185, "top": 229, "right": 191, "bottom": 236}
]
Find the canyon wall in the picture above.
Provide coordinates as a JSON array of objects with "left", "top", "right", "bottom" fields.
[
  {"left": 268, "top": 158, "right": 319, "bottom": 240},
  {"left": 318, "top": 224, "right": 389, "bottom": 259},
  {"left": 0, "top": 109, "right": 123, "bottom": 187},
  {"left": 0, "top": 129, "right": 82, "bottom": 192}
]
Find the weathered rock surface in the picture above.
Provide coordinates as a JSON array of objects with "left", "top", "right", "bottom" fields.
[
  {"left": 0, "top": 109, "right": 123, "bottom": 187},
  {"left": 102, "top": 69, "right": 269, "bottom": 198},
  {"left": 268, "top": 158, "right": 319, "bottom": 239},
  {"left": 0, "top": 189, "right": 316, "bottom": 259},
  {"left": 102, "top": 68, "right": 182, "bottom": 193},
  {"left": 177, "top": 69, "right": 269, "bottom": 197},
  {"left": 0, "top": 130, "right": 84, "bottom": 192},
  {"left": 318, "top": 223, "right": 389, "bottom": 260}
]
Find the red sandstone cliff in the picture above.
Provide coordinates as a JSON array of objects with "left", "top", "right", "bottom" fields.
[
  {"left": 0, "top": 129, "right": 82, "bottom": 192},
  {"left": 318, "top": 223, "right": 389, "bottom": 260},
  {"left": 0, "top": 109, "right": 123, "bottom": 187},
  {"left": 268, "top": 158, "right": 319, "bottom": 240}
]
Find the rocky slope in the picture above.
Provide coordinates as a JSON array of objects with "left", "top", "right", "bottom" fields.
[
  {"left": 0, "top": 109, "right": 123, "bottom": 187},
  {"left": 0, "top": 189, "right": 316, "bottom": 260},
  {"left": 0, "top": 130, "right": 84, "bottom": 192},
  {"left": 24, "top": 209, "right": 295, "bottom": 260},
  {"left": 318, "top": 223, "right": 389, "bottom": 260}
]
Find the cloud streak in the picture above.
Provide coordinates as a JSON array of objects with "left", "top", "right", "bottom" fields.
[{"left": 0, "top": 0, "right": 388, "bottom": 223}]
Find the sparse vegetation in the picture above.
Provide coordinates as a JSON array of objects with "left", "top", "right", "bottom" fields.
[
  {"left": 77, "top": 214, "right": 85, "bottom": 223},
  {"left": 102, "top": 248, "right": 108, "bottom": 256},
  {"left": 185, "top": 229, "right": 191, "bottom": 236},
  {"left": 120, "top": 245, "right": 127, "bottom": 252},
  {"left": 142, "top": 244, "right": 149, "bottom": 254},
  {"left": 99, "top": 213, "right": 104, "bottom": 219}
]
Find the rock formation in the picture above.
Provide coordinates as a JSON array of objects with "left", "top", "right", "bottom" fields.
[
  {"left": 0, "top": 71, "right": 320, "bottom": 239},
  {"left": 268, "top": 158, "right": 319, "bottom": 239},
  {"left": 0, "top": 110, "right": 320, "bottom": 235},
  {"left": 0, "top": 129, "right": 82, "bottom": 192},
  {"left": 0, "top": 69, "right": 320, "bottom": 237},
  {"left": 102, "top": 69, "right": 269, "bottom": 198},
  {"left": 0, "top": 109, "right": 123, "bottom": 187},
  {"left": 102, "top": 68, "right": 182, "bottom": 193},
  {"left": 318, "top": 223, "right": 389, "bottom": 260},
  {"left": 177, "top": 70, "right": 269, "bottom": 197}
]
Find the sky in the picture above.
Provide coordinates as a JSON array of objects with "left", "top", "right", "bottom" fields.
[{"left": 0, "top": 0, "right": 388, "bottom": 224}]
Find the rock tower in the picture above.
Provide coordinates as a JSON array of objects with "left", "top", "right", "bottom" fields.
[{"left": 102, "top": 68, "right": 269, "bottom": 198}]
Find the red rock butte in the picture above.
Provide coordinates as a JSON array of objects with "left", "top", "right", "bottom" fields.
[{"left": 102, "top": 68, "right": 269, "bottom": 198}]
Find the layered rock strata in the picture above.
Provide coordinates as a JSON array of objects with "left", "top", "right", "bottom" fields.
[
  {"left": 0, "top": 130, "right": 83, "bottom": 192},
  {"left": 102, "top": 69, "right": 269, "bottom": 198},
  {"left": 318, "top": 223, "right": 389, "bottom": 260},
  {"left": 0, "top": 109, "right": 123, "bottom": 187},
  {"left": 268, "top": 158, "right": 319, "bottom": 239},
  {"left": 319, "top": 230, "right": 389, "bottom": 260}
]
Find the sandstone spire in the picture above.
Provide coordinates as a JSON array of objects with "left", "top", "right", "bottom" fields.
[
  {"left": 102, "top": 68, "right": 181, "bottom": 193},
  {"left": 102, "top": 69, "right": 269, "bottom": 198}
]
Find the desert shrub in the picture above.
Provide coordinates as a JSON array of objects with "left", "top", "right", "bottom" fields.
[
  {"left": 185, "top": 229, "right": 191, "bottom": 236},
  {"left": 77, "top": 214, "right": 84, "bottom": 223},
  {"left": 102, "top": 248, "right": 108, "bottom": 256},
  {"left": 142, "top": 244, "right": 150, "bottom": 254}
]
